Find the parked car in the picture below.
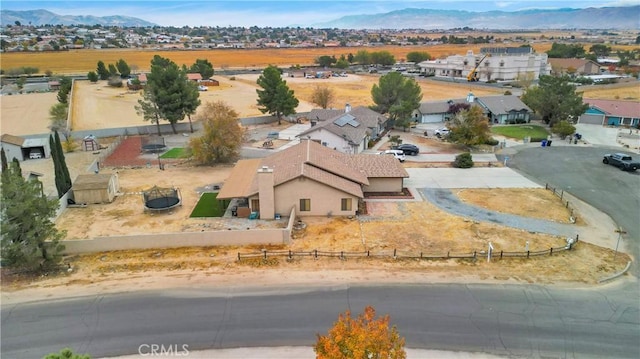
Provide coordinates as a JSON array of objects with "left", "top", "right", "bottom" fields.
[
  {"left": 602, "top": 153, "right": 640, "bottom": 171},
  {"left": 434, "top": 128, "right": 450, "bottom": 137},
  {"left": 197, "top": 85, "right": 208, "bottom": 91},
  {"left": 379, "top": 149, "right": 405, "bottom": 162},
  {"left": 305, "top": 74, "right": 315, "bottom": 79},
  {"left": 29, "top": 151, "right": 42, "bottom": 159},
  {"left": 396, "top": 143, "right": 419, "bottom": 156}
]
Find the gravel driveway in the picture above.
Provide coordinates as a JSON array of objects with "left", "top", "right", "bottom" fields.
[{"left": 420, "top": 188, "right": 579, "bottom": 238}]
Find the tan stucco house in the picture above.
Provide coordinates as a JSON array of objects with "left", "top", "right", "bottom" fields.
[
  {"left": 298, "top": 105, "right": 388, "bottom": 154},
  {"left": 217, "top": 139, "right": 408, "bottom": 218}
]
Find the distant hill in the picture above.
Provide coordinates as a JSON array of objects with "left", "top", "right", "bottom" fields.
[
  {"left": 0, "top": 9, "right": 156, "bottom": 27},
  {"left": 312, "top": 6, "right": 640, "bottom": 30}
]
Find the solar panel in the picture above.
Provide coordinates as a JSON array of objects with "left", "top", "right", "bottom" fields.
[{"left": 334, "top": 114, "right": 359, "bottom": 127}]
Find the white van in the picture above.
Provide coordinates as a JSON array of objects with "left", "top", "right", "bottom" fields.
[
  {"left": 379, "top": 149, "right": 405, "bottom": 162},
  {"left": 29, "top": 151, "right": 43, "bottom": 159}
]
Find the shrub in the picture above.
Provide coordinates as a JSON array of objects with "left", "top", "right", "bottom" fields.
[
  {"left": 62, "top": 136, "right": 79, "bottom": 153},
  {"left": 453, "top": 152, "right": 474, "bottom": 168},
  {"left": 529, "top": 137, "right": 546, "bottom": 143},
  {"left": 107, "top": 76, "right": 123, "bottom": 87},
  {"left": 484, "top": 138, "right": 499, "bottom": 146}
]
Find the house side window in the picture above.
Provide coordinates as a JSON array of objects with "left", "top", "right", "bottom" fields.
[
  {"left": 300, "top": 198, "right": 310, "bottom": 211},
  {"left": 341, "top": 198, "right": 352, "bottom": 211}
]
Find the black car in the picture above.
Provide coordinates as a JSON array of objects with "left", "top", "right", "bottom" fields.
[{"left": 396, "top": 144, "right": 420, "bottom": 156}]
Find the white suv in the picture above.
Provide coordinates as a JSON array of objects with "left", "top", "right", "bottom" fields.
[
  {"left": 434, "top": 127, "right": 450, "bottom": 137},
  {"left": 379, "top": 149, "right": 406, "bottom": 162}
]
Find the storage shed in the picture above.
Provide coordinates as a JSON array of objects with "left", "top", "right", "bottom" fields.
[{"left": 72, "top": 173, "right": 120, "bottom": 204}]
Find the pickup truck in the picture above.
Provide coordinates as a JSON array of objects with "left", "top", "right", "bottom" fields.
[{"left": 602, "top": 153, "right": 640, "bottom": 171}]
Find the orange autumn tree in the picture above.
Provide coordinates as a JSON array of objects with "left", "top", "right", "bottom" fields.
[{"left": 315, "top": 305, "right": 406, "bottom": 359}]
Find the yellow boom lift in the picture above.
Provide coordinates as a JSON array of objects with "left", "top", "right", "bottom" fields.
[{"left": 467, "top": 53, "right": 490, "bottom": 82}]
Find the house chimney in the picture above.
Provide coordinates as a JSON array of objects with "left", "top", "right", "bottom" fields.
[
  {"left": 345, "top": 103, "right": 351, "bottom": 113},
  {"left": 257, "top": 165, "right": 275, "bottom": 219},
  {"left": 466, "top": 91, "right": 475, "bottom": 103}
]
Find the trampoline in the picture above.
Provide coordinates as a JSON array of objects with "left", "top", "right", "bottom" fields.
[
  {"left": 141, "top": 136, "right": 167, "bottom": 153},
  {"left": 143, "top": 186, "right": 182, "bottom": 211}
]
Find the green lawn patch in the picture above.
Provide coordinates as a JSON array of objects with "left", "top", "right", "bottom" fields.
[
  {"left": 491, "top": 125, "right": 549, "bottom": 140},
  {"left": 160, "top": 147, "right": 188, "bottom": 159},
  {"left": 190, "top": 192, "right": 225, "bottom": 217}
]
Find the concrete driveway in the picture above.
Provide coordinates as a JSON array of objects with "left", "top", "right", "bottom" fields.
[
  {"left": 575, "top": 124, "right": 620, "bottom": 146},
  {"left": 405, "top": 167, "right": 542, "bottom": 189}
]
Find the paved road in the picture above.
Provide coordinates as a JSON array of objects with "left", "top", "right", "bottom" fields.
[
  {"left": 502, "top": 145, "right": 640, "bottom": 274},
  {"left": 2, "top": 284, "right": 639, "bottom": 359}
]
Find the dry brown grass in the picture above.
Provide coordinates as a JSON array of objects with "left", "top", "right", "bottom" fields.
[
  {"left": 0, "top": 44, "right": 556, "bottom": 74},
  {"left": 285, "top": 74, "right": 504, "bottom": 108},
  {"left": 580, "top": 83, "right": 640, "bottom": 101},
  {"left": 3, "top": 42, "right": 637, "bottom": 75},
  {"left": 456, "top": 188, "right": 573, "bottom": 223}
]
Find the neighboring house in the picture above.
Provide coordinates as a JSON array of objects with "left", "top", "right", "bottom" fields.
[
  {"left": 72, "top": 173, "right": 120, "bottom": 204},
  {"left": 475, "top": 95, "right": 532, "bottom": 124},
  {"left": 412, "top": 92, "right": 476, "bottom": 123},
  {"left": 0, "top": 134, "right": 50, "bottom": 162},
  {"left": 217, "top": 139, "right": 409, "bottom": 218},
  {"left": 548, "top": 58, "right": 601, "bottom": 76},
  {"left": 412, "top": 93, "right": 531, "bottom": 125},
  {"left": 578, "top": 99, "right": 640, "bottom": 127},
  {"left": 299, "top": 105, "right": 388, "bottom": 154},
  {"left": 186, "top": 73, "right": 203, "bottom": 82},
  {"left": 136, "top": 73, "right": 148, "bottom": 84},
  {"left": 418, "top": 47, "right": 551, "bottom": 82}
]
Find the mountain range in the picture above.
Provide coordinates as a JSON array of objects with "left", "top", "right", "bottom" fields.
[
  {"left": 311, "top": 6, "right": 640, "bottom": 30},
  {"left": 0, "top": 9, "right": 156, "bottom": 27},
  {"left": 1, "top": 6, "right": 639, "bottom": 29}
]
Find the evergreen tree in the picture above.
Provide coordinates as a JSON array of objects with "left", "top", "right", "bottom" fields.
[
  {"left": 49, "top": 132, "right": 72, "bottom": 198},
  {"left": 108, "top": 63, "right": 119, "bottom": 77},
  {"left": 87, "top": 71, "right": 99, "bottom": 83},
  {"left": 55, "top": 131, "right": 72, "bottom": 191},
  {"left": 115, "top": 58, "right": 131, "bottom": 78},
  {"left": 1, "top": 158, "right": 65, "bottom": 271},
  {"left": 1, "top": 147, "right": 8, "bottom": 173},
  {"left": 96, "top": 60, "right": 109, "bottom": 80},
  {"left": 256, "top": 65, "right": 299, "bottom": 125},
  {"left": 49, "top": 134, "right": 65, "bottom": 197},
  {"left": 521, "top": 75, "right": 588, "bottom": 126},
  {"left": 145, "top": 55, "right": 191, "bottom": 134},
  {"left": 56, "top": 76, "right": 72, "bottom": 104},
  {"left": 189, "top": 58, "right": 214, "bottom": 79},
  {"left": 371, "top": 71, "right": 422, "bottom": 128}
]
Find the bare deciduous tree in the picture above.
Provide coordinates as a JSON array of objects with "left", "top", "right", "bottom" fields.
[{"left": 310, "top": 85, "right": 335, "bottom": 109}]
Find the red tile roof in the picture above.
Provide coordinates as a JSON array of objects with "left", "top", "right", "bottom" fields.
[{"left": 218, "top": 140, "right": 407, "bottom": 200}]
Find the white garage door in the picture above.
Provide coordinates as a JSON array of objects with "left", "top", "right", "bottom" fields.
[
  {"left": 421, "top": 114, "right": 443, "bottom": 123},
  {"left": 579, "top": 114, "right": 603, "bottom": 125}
]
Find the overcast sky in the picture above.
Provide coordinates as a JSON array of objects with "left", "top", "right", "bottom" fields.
[{"left": 3, "top": 0, "right": 638, "bottom": 27}]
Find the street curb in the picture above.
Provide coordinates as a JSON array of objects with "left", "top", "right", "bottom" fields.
[{"left": 598, "top": 261, "right": 632, "bottom": 283}]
